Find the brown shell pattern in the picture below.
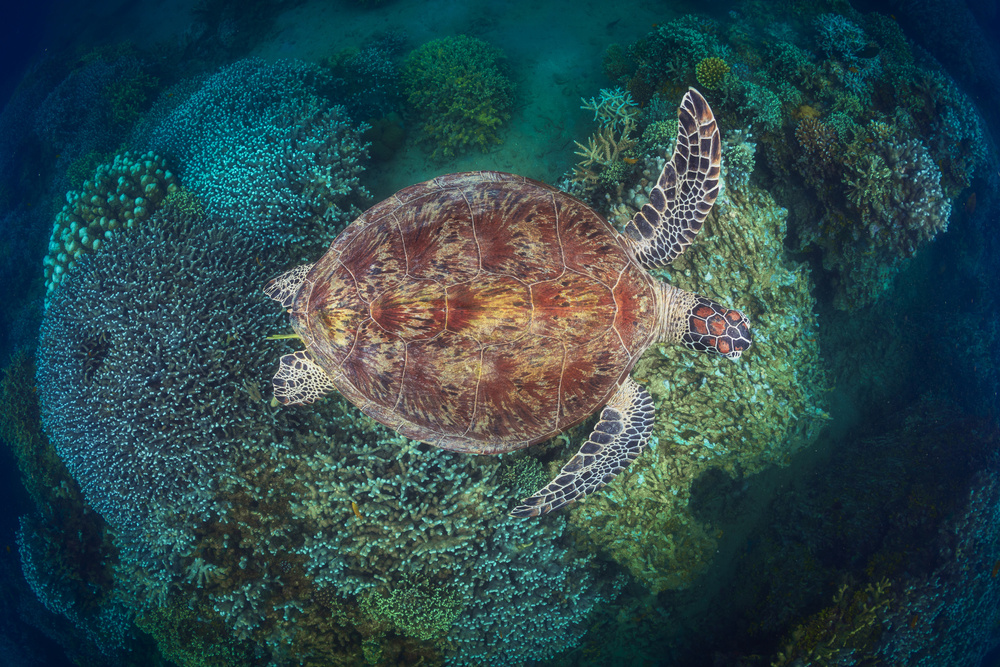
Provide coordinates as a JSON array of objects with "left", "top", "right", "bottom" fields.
[{"left": 292, "top": 171, "right": 658, "bottom": 454}]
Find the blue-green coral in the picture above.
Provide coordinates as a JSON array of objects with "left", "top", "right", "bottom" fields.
[
  {"left": 37, "top": 210, "right": 288, "bottom": 533},
  {"left": 141, "top": 58, "right": 371, "bottom": 255},
  {"left": 402, "top": 35, "right": 515, "bottom": 159}
]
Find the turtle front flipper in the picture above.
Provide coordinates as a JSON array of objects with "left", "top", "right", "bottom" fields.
[
  {"left": 623, "top": 88, "right": 721, "bottom": 269},
  {"left": 264, "top": 263, "right": 315, "bottom": 308},
  {"left": 272, "top": 350, "right": 335, "bottom": 406},
  {"left": 510, "top": 377, "right": 655, "bottom": 518}
]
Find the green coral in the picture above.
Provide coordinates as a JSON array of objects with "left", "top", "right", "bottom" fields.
[
  {"left": 695, "top": 57, "right": 731, "bottom": 89},
  {"left": 0, "top": 350, "right": 66, "bottom": 509},
  {"left": 772, "top": 579, "right": 891, "bottom": 665},
  {"left": 136, "top": 600, "right": 255, "bottom": 667},
  {"left": 402, "top": 35, "right": 514, "bottom": 159},
  {"left": 501, "top": 455, "right": 551, "bottom": 500},
  {"left": 43, "top": 150, "right": 179, "bottom": 298},
  {"left": 104, "top": 70, "right": 159, "bottom": 127},
  {"left": 360, "top": 578, "right": 465, "bottom": 641},
  {"left": 571, "top": 186, "right": 828, "bottom": 593}
]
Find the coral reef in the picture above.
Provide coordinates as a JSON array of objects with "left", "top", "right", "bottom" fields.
[
  {"left": 568, "top": 184, "right": 827, "bottom": 593},
  {"left": 36, "top": 209, "right": 289, "bottom": 533},
  {"left": 323, "top": 32, "right": 406, "bottom": 123},
  {"left": 722, "top": 129, "right": 756, "bottom": 191},
  {"left": 607, "top": 6, "right": 988, "bottom": 309},
  {"left": 402, "top": 35, "right": 514, "bottom": 159},
  {"left": 741, "top": 394, "right": 1000, "bottom": 666},
  {"left": 140, "top": 58, "right": 371, "bottom": 256},
  {"left": 695, "top": 57, "right": 730, "bottom": 90},
  {"left": 96, "top": 379, "right": 617, "bottom": 664},
  {"left": 42, "top": 151, "right": 179, "bottom": 298},
  {"left": 34, "top": 45, "right": 156, "bottom": 180},
  {"left": 1, "top": 350, "right": 64, "bottom": 510}
]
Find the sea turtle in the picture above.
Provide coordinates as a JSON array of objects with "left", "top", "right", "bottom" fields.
[{"left": 264, "top": 88, "right": 751, "bottom": 517}]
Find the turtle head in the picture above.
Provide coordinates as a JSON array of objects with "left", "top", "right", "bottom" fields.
[{"left": 682, "top": 295, "right": 752, "bottom": 360}]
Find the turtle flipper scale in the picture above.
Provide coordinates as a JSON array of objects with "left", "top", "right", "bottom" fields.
[
  {"left": 510, "top": 377, "right": 655, "bottom": 518},
  {"left": 264, "top": 263, "right": 314, "bottom": 308},
  {"left": 273, "top": 350, "right": 335, "bottom": 406},
  {"left": 623, "top": 88, "right": 721, "bottom": 269}
]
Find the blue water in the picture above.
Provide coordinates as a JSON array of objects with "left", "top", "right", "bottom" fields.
[{"left": 1, "top": 1, "right": 999, "bottom": 665}]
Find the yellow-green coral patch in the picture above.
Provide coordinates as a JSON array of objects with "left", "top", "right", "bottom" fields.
[{"left": 570, "top": 186, "right": 829, "bottom": 593}]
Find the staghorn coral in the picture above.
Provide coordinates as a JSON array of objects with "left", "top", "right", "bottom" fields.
[
  {"left": 37, "top": 210, "right": 289, "bottom": 534},
  {"left": 110, "top": 387, "right": 616, "bottom": 664},
  {"left": 581, "top": 87, "right": 639, "bottom": 131},
  {"left": 402, "top": 35, "right": 514, "bottom": 159},
  {"left": 43, "top": 150, "right": 179, "bottom": 298},
  {"left": 141, "top": 58, "right": 371, "bottom": 256},
  {"left": 570, "top": 185, "right": 828, "bottom": 593},
  {"left": 568, "top": 87, "right": 642, "bottom": 202}
]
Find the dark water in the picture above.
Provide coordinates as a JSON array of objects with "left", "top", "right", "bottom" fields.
[{"left": 1, "top": 1, "right": 998, "bottom": 665}]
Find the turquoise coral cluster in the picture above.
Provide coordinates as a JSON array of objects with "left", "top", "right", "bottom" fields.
[{"left": 140, "top": 58, "right": 371, "bottom": 256}]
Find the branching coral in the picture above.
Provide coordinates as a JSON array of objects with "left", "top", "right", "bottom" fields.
[
  {"left": 696, "top": 57, "right": 731, "bottom": 90},
  {"left": 37, "top": 210, "right": 289, "bottom": 533},
  {"left": 570, "top": 88, "right": 641, "bottom": 198},
  {"left": 799, "top": 131, "right": 953, "bottom": 309},
  {"left": 402, "top": 35, "right": 515, "bottom": 159},
  {"left": 141, "top": 58, "right": 371, "bottom": 256}
]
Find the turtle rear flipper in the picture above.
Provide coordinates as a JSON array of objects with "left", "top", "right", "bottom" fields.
[
  {"left": 624, "top": 88, "right": 721, "bottom": 269},
  {"left": 273, "top": 350, "right": 335, "bottom": 405},
  {"left": 264, "top": 263, "right": 314, "bottom": 308},
  {"left": 510, "top": 377, "right": 655, "bottom": 518}
]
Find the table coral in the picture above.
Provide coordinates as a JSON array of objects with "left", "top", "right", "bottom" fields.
[
  {"left": 402, "top": 35, "right": 514, "bottom": 159},
  {"left": 37, "top": 210, "right": 288, "bottom": 534},
  {"left": 569, "top": 186, "right": 828, "bottom": 593}
]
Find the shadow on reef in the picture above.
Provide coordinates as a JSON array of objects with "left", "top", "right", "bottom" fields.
[{"left": 672, "top": 391, "right": 1000, "bottom": 666}]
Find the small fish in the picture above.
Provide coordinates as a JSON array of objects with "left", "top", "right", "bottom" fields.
[
  {"left": 847, "top": 66, "right": 859, "bottom": 74},
  {"left": 992, "top": 559, "right": 1000, "bottom": 577},
  {"left": 351, "top": 500, "right": 362, "bottom": 519},
  {"left": 909, "top": 613, "right": 920, "bottom": 628},
  {"left": 623, "top": 157, "right": 638, "bottom": 165}
]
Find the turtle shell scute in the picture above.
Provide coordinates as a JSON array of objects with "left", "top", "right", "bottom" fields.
[{"left": 299, "top": 172, "right": 659, "bottom": 453}]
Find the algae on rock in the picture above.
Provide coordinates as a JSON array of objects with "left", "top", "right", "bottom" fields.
[{"left": 570, "top": 185, "right": 829, "bottom": 593}]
